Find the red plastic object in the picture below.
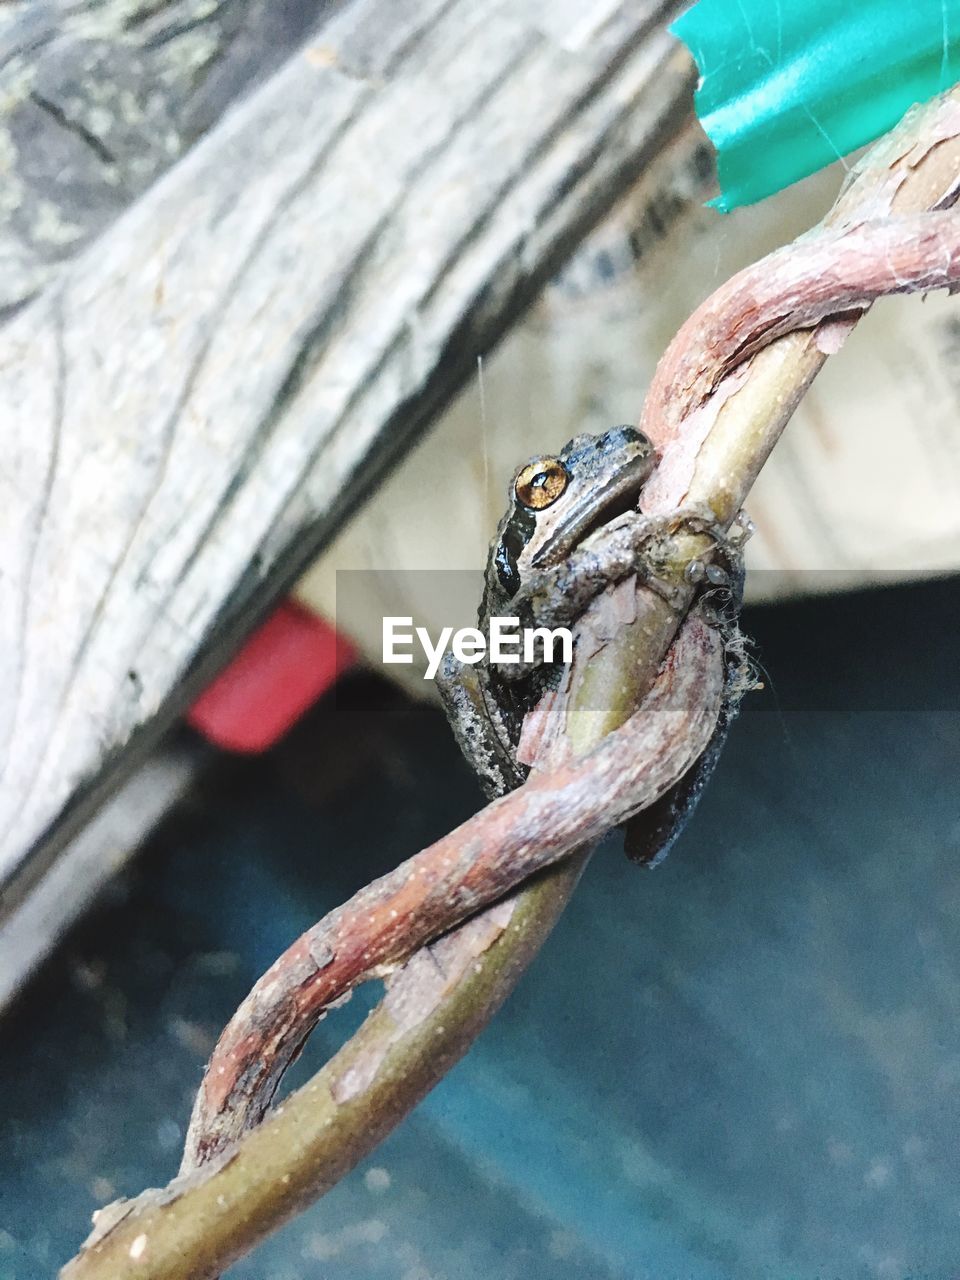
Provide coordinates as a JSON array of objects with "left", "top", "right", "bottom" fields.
[{"left": 187, "top": 601, "right": 357, "bottom": 753}]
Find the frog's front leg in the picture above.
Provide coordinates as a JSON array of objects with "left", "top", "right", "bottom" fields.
[
  {"left": 516, "top": 504, "right": 738, "bottom": 633},
  {"left": 493, "top": 507, "right": 744, "bottom": 685},
  {"left": 435, "top": 653, "right": 526, "bottom": 798}
]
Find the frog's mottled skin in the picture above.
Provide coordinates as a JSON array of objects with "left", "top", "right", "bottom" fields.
[
  {"left": 437, "top": 425, "right": 659, "bottom": 798},
  {"left": 480, "top": 427, "right": 657, "bottom": 626}
]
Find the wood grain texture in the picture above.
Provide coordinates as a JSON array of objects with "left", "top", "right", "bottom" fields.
[
  {"left": 0, "top": 0, "right": 334, "bottom": 311},
  {"left": 0, "top": 0, "right": 691, "bottom": 918}
]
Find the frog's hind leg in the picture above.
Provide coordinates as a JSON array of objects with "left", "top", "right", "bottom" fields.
[{"left": 435, "top": 654, "right": 525, "bottom": 798}]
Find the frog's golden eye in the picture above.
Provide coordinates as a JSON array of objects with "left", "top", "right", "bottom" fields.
[{"left": 514, "top": 457, "right": 568, "bottom": 510}]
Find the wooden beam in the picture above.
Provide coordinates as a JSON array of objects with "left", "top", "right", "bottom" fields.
[
  {"left": 0, "top": 0, "right": 332, "bottom": 311},
  {"left": 0, "top": 0, "right": 692, "bottom": 940}
]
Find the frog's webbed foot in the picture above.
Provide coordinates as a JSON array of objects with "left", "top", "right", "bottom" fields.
[
  {"left": 436, "top": 653, "right": 526, "bottom": 797},
  {"left": 682, "top": 508, "right": 752, "bottom": 626}
]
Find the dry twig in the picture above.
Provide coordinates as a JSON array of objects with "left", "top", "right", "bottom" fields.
[{"left": 181, "top": 615, "right": 725, "bottom": 1167}]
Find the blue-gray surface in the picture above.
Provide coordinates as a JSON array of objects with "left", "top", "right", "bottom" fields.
[{"left": 1, "top": 578, "right": 959, "bottom": 1280}]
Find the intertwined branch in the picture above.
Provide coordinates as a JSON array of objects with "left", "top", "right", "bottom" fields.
[{"left": 62, "top": 85, "right": 960, "bottom": 1280}]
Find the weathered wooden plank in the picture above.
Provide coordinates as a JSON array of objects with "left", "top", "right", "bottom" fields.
[
  {"left": 0, "top": 0, "right": 335, "bottom": 312},
  {"left": 0, "top": 0, "right": 691, "bottom": 925}
]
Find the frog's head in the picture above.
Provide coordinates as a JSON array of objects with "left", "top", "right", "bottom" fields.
[{"left": 493, "top": 425, "right": 657, "bottom": 599}]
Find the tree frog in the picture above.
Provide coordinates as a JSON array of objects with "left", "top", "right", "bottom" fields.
[{"left": 437, "top": 424, "right": 663, "bottom": 799}]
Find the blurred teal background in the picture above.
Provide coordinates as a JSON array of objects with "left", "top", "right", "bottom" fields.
[{"left": 1, "top": 577, "right": 959, "bottom": 1280}]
